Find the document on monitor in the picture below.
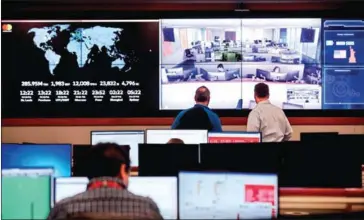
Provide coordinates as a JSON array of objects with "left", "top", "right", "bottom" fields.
[
  {"left": 128, "top": 177, "right": 178, "bottom": 219},
  {"left": 179, "top": 171, "right": 278, "bottom": 219},
  {"left": 55, "top": 177, "right": 89, "bottom": 202}
]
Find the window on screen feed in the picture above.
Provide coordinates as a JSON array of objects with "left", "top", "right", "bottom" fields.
[
  {"left": 91, "top": 131, "right": 144, "bottom": 167},
  {"left": 178, "top": 172, "right": 278, "bottom": 220},
  {"left": 128, "top": 177, "right": 178, "bottom": 219},
  {"left": 208, "top": 132, "right": 261, "bottom": 143},
  {"left": 146, "top": 130, "right": 208, "bottom": 144},
  {"left": 55, "top": 177, "right": 89, "bottom": 203}
]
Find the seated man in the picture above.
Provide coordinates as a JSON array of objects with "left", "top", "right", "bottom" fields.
[
  {"left": 171, "top": 86, "right": 222, "bottom": 132},
  {"left": 48, "top": 143, "right": 163, "bottom": 220},
  {"left": 217, "top": 63, "right": 225, "bottom": 72}
]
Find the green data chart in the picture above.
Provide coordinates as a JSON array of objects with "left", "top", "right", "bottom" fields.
[{"left": 2, "top": 175, "right": 51, "bottom": 220}]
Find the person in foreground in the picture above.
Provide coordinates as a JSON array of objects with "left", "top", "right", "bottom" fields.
[
  {"left": 247, "top": 83, "right": 293, "bottom": 142},
  {"left": 171, "top": 86, "right": 222, "bottom": 132},
  {"left": 47, "top": 143, "right": 163, "bottom": 220}
]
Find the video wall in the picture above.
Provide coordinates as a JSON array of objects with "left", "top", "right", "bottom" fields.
[
  {"left": 1, "top": 18, "right": 364, "bottom": 118},
  {"left": 160, "top": 18, "right": 364, "bottom": 110}
]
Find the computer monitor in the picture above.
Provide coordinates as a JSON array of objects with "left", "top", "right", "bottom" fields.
[
  {"left": 2, "top": 168, "right": 53, "bottom": 219},
  {"left": 300, "top": 132, "right": 339, "bottom": 142},
  {"left": 91, "top": 131, "right": 145, "bottom": 167},
  {"left": 138, "top": 144, "right": 200, "bottom": 176},
  {"left": 72, "top": 145, "right": 91, "bottom": 177},
  {"left": 178, "top": 171, "right": 278, "bottom": 219},
  {"left": 208, "top": 132, "right": 261, "bottom": 143},
  {"left": 128, "top": 177, "right": 178, "bottom": 219},
  {"left": 146, "top": 129, "right": 208, "bottom": 144},
  {"left": 199, "top": 143, "right": 282, "bottom": 173},
  {"left": 280, "top": 142, "right": 362, "bottom": 187},
  {"left": 1, "top": 143, "right": 72, "bottom": 177},
  {"left": 55, "top": 177, "right": 89, "bottom": 203}
]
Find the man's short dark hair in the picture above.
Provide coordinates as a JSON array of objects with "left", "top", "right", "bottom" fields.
[
  {"left": 86, "top": 143, "right": 131, "bottom": 179},
  {"left": 167, "top": 138, "right": 185, "bottom": 144},
  {"left": 254, "top": 83, "right": 269, "bottom": 98},
  {"left": 195, "top": 86, "right": 210, "bottom": 102}
]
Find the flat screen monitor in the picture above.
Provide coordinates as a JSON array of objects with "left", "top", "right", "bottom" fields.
[
  {"left": 178, "top": 171, "right": 278, "bottom": 219},
  {"left": 208, "top": 132, "right": 261, "bottom": 143},
  {"left": 72, "top": 145, "right": 91, "bottom": 177},
  {"left": 1, "top": 143, "right": 72, "bottom": 177},
  {"left": 138, "top": 144, "right": 200, "bottom": 176},
  {"left": 280, "top": 142, "right": 362, "bottom": 187},
  {"left": 2, "top": 168, "right": 53, "bottom": 219},
  {"left": 128, "top": 177, "right": 178, "bottom": 219},
  {"left": 55, "top": 177, "right": 89, "bottom": 203},
  {"left": 300, "top": 132, "right": 339, "bottom": 142},
  {"left": 91, "top": 131, "right": 145, "bottom": 167},
  {"left": 199, "top": 143, "right": 281, "bottom": 173},
  {"left": 146, "top": 129, "right": 208, "bottom": 144}
]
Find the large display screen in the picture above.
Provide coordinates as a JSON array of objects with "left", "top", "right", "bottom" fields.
[
  {"left": 91, "top": 131, "right": 145, "bottom": 167},
  {"left": 178, "top": 171, "right": 278, "bottom": 219},
  {"left": 2, "top": 169, "right": 53, "bottom": 219},
  {"left": 2, "top": 18, "right": 364, "bottom": 118},
  {"left": 1, "top": 20, "right": 160, "bottom": 118},
  {"left": 1, "top": 144, "right": 72, "bottom": 177},
  {"left": 322, "top": 19, "right": 364, "bottom": 109},
  {"left": 128, "top": 177, "right": 178, "bottom": 219},
  {"left": 160, "top": 18, "right": 322, "bottom": 110}
]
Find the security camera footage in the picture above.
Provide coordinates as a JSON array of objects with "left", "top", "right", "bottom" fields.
[
  {"left": 2, "top": 19, "right": 364, "bottom": 118},
  {"left": 160, "top": 19, "right": 323, "bottom": 110},
  {"left": 1, "top": 20, "right": 159, "bottom": 117}
]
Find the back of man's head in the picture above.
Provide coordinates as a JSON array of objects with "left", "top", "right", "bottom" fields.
[
  {"left": 167, "top": 138, "right": 185, "bottom": 144},
  {"left": 254, "top": 83, "right": 270, "bottom": 99},
  {"left": 86, "top": 143, "right": 131, "bottom": 179},
  {"left": 194, "top": 86, "right": 210, "bottom": 103}
]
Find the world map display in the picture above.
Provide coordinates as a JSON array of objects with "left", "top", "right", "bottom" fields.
[{"left": 28, "top": 24, "right": 129, "bottom": 74}]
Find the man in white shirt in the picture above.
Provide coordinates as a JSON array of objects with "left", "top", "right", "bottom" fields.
[{"left": 247, "top": 83, "right": 293, "bottom": 142}]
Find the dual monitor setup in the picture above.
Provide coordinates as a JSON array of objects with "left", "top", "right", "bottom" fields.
[{"left": 2, "top": 19, "right": 364, "bottom": 119}]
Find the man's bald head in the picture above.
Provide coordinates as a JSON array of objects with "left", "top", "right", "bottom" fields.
[{"left": 194, "top": 86, "right": 210, "bottom": 105}]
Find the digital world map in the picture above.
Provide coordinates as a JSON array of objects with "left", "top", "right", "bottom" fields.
[{"left": 28, "top": 24, "right": 129, "bottom": 74}]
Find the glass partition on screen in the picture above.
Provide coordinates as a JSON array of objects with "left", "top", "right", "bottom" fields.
[
  {"left": 159, "top": 18, "right": 323, "bottom": 110},
  {"left": 2, "top": 169, "right": 53, "bottom": 219},
  {"left": 146, "top": 129, "right": 208, "bottom": 144},
  {"left": 178, "top": 171, "right": 278, "bottom": 219},
  {"left": 1, "top": 144, "right": 72, "bottom": 177},
  {"left": 128, "top": 177, "right": 178, "bottom": 219},
  {"left": 55, "top": 177, "right": 89, "bottom": 203},
  {"left": 91, "top": 131, "right": 145, "bottom": 167},
  {"left": 208, "top": 131, "right": 261, "bottom": 143}
]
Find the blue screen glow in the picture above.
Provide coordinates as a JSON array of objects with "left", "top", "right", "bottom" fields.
[{"left": 1, "top": 144, "right": 72, "bottom": 177}]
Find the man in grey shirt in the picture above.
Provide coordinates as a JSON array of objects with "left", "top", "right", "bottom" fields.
[{"left": 247, "top": 83, "right": 293, "bottom": 142}]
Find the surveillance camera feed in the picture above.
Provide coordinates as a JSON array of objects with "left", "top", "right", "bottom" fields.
[{"left": 160, "top": 18, "right": 324, "bottom": 110}]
